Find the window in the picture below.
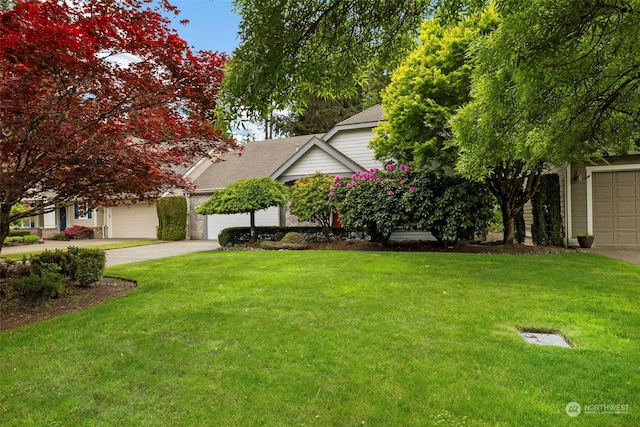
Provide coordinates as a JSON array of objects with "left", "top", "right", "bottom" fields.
[{"left": 74, "top": 203, "right": 93, "bottom": 219}]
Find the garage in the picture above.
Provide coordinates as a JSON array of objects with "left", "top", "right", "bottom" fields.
[
  {"left": 206, "top": 207, "right": 280, "bottom": 240},
  {"left": 592, "top": 170, "right": 640, "bottom": 245},
  {"left": 108, "top": 203, "right": 158, "bottom": 239}
]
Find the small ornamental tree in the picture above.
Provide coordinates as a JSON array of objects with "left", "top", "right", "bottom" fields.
[
  {"left": 196, "top": 178, "right": 290, "bottom": 243},
  {"left": 331, "top": 165, "right": 413, "bottom": 244},
  {"left": 0, "top": 0, "right": 234, "bottom": 254},
  {"left": 290, "top": 172, "right": 335, "bottom": 241}
]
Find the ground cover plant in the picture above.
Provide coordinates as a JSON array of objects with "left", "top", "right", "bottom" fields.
[{"left": 1, "top": 250, "right": 639, "bottom": 426}]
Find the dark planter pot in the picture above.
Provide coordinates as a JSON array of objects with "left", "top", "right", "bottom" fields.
[{"left": 577, "top": 235, "right": 594, "bottom": 248}]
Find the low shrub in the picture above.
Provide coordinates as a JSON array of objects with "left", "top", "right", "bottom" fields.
[
  {"left": 258, "top": 232, "right": 309, "bottom": 250},
  {"left": 63, "top": 225, "right": 95, "bottom": 239},
  {"left": 280, "top": 232, "right": 307, "bottom": 244},
  {"left": 259, "top": 241, "right": 308, "bottom": 250},
  {"left": 69, "top": 247, "right": 106, "bottom": 286},
  {"left": 12, "top": 270, "right": 63, "bottom": 303},
  {"left": 218, "top": 227, "right": 351, "bottom": 246},
  {"left": 8, "top": 230, "right": 32, "bottom": 237},
  {"left": 30, "top": 250, "right": 74, "bottom": 278},
  {"left": 2, "top": 235, "right": 39, "bottom": 246},
  {"left": 23, "top": 235, "right": 39, "bottom": 244},
  {"left": 51, "top": 233, "right": 70, "bottom": 241}
]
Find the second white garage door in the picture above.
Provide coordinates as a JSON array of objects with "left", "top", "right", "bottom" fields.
[
  {"left": 109, "top": 203, "right": 158, "bottom": 239},
  {"left": 206, "top": 207, "right": 281, "bottom": 240}
]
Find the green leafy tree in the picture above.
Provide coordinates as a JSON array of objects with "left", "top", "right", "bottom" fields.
[
  {"left": 290, "top": 172, "right": 336, "bottom": 241},
  {"left": 372, "top": 10, "right": 498, "bottom": 168},
  {"left": 273, "top": 94, "right": 366, "bottom": 136},
  {"left": 451, "top": 51, "right": 545, "bottom": 244},
  {"left": 9, "top": 203, "right": 25, "bottom": 227},
  {"left": 453, "top": 1, "right": 640, "bottom": 243},
  {"left": 196, "top": 178, "right": 290, "bottom": 243},
  {"left": 491, "top": 0, "right": 640, "bottom": 164},
  {"left": 225, "top": 0, "right": 433, "bottom": 118}
]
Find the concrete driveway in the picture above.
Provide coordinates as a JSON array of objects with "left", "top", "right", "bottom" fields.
[
  {"left": 588, "top": 246, "right": 640, "bottom": 266},
  {"left": 105, "top": 240, "right": 219, "bottom": 266},
  {"left": 1, "top": 239, "right": 220, "bottom": 266}
]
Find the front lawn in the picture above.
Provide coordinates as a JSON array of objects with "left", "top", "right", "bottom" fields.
[{"left": 1, "top": 251, "right": 639, "bottom": 425}]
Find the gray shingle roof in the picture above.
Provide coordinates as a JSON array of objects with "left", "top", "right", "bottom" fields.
[
  {"left": 193, "top": 134, "right": 319, "bottom": 190},
  {"left": 335, "top": 104, "right": 383, "bottom": 126}
]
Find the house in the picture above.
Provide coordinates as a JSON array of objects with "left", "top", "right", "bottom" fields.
[
  {"left": 20, "top": 200, "right": 160, "bottom": 240},
  {"left": 185, "top": 107, "right": 388, "bottom": 240},
  {"left": 188, "top": 105, "right": 430, "bottom": 241},
  {"left": 186, "top": 134, "right": 320, "bottom": 240},
  {"left": 191, "top": 105, "right": 640, "bottom": 248}
]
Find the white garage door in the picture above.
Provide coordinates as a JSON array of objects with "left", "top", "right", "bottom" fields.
[
  {"left": 206, "top": 207, "right": 280, "bottom": 240},
  {"left": 593, "top": 171, "right": 640, "bottom": 245},
  {"left": 109, "top": 203, "right": 158, "bottom": 239}
]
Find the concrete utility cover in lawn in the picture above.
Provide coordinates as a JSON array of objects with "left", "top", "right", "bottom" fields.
[{"left": 520, "top": 332, "right": 572, "bottom": 348}]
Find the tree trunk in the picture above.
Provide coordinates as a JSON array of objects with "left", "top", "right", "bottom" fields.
[
  {"left": 0, "top": 203, "right": 14, "bottom": 255},
  {"left": 487, "top": 163, "right": 544, "bottom": 246},
  {"left": 249, "top": 209, "right": 257, "bottom": 243},
  {"left": 501, "top": 201, "right": 516, "bottom": 245}
]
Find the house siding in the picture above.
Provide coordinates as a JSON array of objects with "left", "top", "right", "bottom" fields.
[
  {"left": 327, "top": 129, "right": 383, "bottom": 171},
  {"left": 283, "top": 146, "right": 354, "bottom": 178},
  {"left": 571, "top": 165, "right": 589, "bottom": 237}
]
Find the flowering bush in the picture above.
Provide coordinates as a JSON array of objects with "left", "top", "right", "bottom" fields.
[
  {"left": 331, "top": 164, "right": 413, "bottom": 243},
  {"left": 62, "top": 225, "right": 94, "bottom": 240},
  {"left": 331, "top": 164, "right": 494, "bottom": 245}
]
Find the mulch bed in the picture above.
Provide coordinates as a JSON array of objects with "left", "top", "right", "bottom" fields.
[
  {"left": 305, "top": 239, "right": 574, "bottom": 255},
  {"left": 0, "top": 277, "right": 136, "bottom": 331}
]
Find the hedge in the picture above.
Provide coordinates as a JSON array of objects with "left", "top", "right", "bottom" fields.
[
  {"left": 157, "top": 196, "right": 187, "bottom": 241},
  {"left": 217, "top": 227, "right": 357, "bottom": 246}
]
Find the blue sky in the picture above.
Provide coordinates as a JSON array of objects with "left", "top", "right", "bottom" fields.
[{"left": 166, "top": 0, "right": 241, "bottom": 55}]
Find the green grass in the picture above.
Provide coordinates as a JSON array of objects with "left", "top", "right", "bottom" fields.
[
  {"left": 1, "top": 251, "right": 639, "bottom": 426},
  {"left": 1, "top": 240, "right": 162, "bottom": 260}
]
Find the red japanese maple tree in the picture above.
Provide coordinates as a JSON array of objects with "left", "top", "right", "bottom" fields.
[{"left": 0, "top": 0, "right": 235, "bottom": 249}]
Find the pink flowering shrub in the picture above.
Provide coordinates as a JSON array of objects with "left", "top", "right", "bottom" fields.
[
  {"left": 331, "top": 164, "right": 494, "bottom": 245},
  {"left": 330, "top": 164, "right": 412, "bottom": 243}
]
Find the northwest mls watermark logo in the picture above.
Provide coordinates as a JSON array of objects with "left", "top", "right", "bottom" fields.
[
  {"left": 566, "top": 401, "right": 630, "bottom": 417},
  {"left": 566, "top": 402, "right": 581, "bottom": 417}
]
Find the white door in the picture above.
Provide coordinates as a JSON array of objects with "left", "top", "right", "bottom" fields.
[
  {"left": 206, "top": 207, "right": 280, "bottom": 240},
  {"left": 109, "top": 203, "right": 158, "bottom": 239}
]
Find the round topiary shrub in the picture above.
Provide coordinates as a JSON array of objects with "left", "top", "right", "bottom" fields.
[{"left": 280, "top": 232, "right": 306, "bottom": 244}]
